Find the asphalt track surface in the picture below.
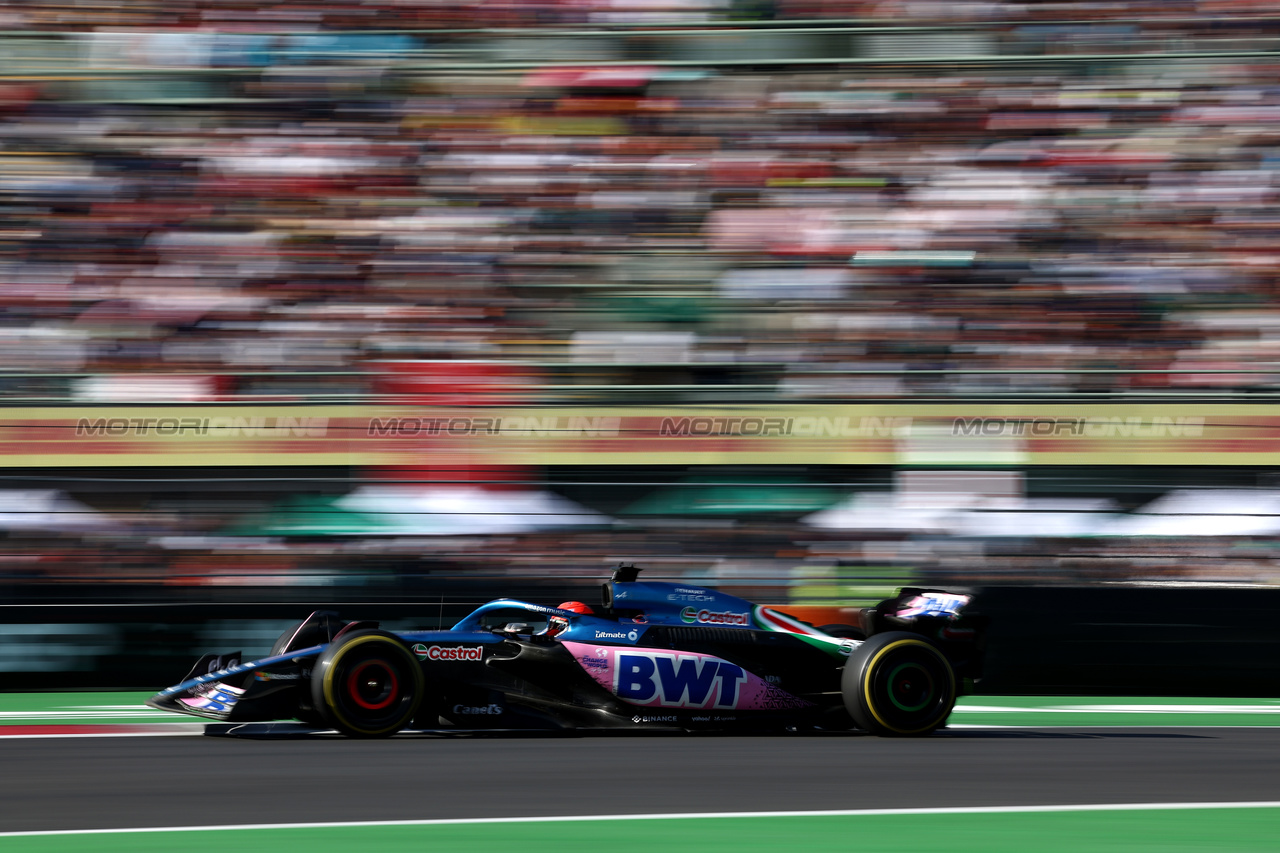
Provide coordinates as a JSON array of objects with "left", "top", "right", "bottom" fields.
[{"left": 5, "top": 727, "right": 1280, "bottom": 833}]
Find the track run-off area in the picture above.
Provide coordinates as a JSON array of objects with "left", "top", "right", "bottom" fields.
[{"left": 3, "top": 693, "right": 1280, "bottom": 852}]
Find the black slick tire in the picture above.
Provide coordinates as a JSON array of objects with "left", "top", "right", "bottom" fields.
[
  {"left": 312, "top": 630, "right": 423, "bottom": 738},
  {"left": 841, "top": 631, "right": 955, "bottom": 736}
]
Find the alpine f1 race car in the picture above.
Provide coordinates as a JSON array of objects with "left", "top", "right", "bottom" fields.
[{"left": 148, "top": 566, "right": 981, "bottom": 737}]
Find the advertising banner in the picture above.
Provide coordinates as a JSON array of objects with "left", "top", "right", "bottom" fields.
[{"left": 0, "top": 403, "right": 1270, "bottom": 466}]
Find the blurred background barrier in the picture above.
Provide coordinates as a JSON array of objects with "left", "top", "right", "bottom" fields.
[
  {"left": 0, "top": 601, "right": 518, "bottom": 691},
  {"left": 0, "top": 401, "right": 1265, "bottom": 466},
  {"left": 970, "top": 585, "right": 1280, "bottom": 696}
]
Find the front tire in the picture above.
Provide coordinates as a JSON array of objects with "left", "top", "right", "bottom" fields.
[
  {"left": 312, "top": 630, "right": 423, "bottom": 738},
  {"left": 842, "top": 631, "right": 955, "bottom": 736}
]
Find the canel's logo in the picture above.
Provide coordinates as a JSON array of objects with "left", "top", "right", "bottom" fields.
[
  {"left": 614, "top": 652, "right": 747, "bottom": 709},
  {"left": 414, "top": 644, "right": 483, "bottom": 661}
]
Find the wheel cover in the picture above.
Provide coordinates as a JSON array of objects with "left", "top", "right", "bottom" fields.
[
  {"left": 885, "top": 661, "right": 934, "bottom": 713},
  {"left": 345, "top": 660, "right": 399, "bottom": 711}
]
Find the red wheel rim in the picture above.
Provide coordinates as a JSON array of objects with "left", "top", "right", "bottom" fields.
[{"left": 346, "top": 660, "right": 399, "bottom": 711}]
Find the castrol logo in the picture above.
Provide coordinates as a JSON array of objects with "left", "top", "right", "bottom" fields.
[
  {"left": 681, "top": 607, "right": 750, "bottom": 626},
  {"left": 414, "top": 644, "right": 483, "bottom": 662}
]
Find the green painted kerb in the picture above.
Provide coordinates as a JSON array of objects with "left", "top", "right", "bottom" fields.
[
  {"left": 0, "top": 692, "right": 175, "bottom": 725},
  {"left": 950, "top": 696, "right": 1280, "bottom": 728},
  {"left": 4, "top": 808, "right": 1280, "bottom": 853}
]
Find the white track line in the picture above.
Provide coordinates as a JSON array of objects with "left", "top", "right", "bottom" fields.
[{"left": 4, "top": 802, "right": 1280, "bottom": 838}]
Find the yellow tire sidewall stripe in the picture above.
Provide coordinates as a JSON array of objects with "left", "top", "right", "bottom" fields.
[
  {"left": 861, "top": 638, "right": 956, "bottom": 735},
  {"left": 321, "top": 634, "right": 422, "bottom": 736}
]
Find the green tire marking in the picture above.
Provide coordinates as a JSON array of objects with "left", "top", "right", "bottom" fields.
[{"left": 886, "top": 662, "right": 932, "bottom": 713}]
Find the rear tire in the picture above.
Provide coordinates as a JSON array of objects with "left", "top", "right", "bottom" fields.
[
  {"left": 312, "top": 630, "right": 423, "bottom": 738},
  {"left": 842, "top": 631, "right": 955, "bottom": 736}
]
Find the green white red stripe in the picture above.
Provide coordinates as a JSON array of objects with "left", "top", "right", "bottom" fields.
[{"left": 752, "top": 606, "right": 857, "bottom": 657}]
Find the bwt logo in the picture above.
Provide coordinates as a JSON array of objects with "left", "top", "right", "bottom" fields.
[
  {"left": 76, "top": 417, "right": 328, "bottom": 437},
  {"left": 614, "top": 652, "right": 747, "bottom": 709},
  {"left": 951, "top": 417, "right": 1205, "bottom": 438}
]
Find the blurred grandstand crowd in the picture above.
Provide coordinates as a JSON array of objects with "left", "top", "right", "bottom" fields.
[
  {"left": 3, "top": 4, "right": 1280, "bottom": 605},
  {"left": 0, "top": 1, "right": 1270, "bottom": 29},
  {"left": 3, "top": 7, "right": 1280, "bottom": 400}
]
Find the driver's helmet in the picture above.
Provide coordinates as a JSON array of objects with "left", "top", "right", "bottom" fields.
[{"left": 546, "top": 600, "right": 593, "bottom": 637}]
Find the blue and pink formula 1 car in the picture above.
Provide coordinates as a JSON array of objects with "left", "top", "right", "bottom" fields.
[{"left": 148, "top": 566, "right": 981, "bottom": 737}]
